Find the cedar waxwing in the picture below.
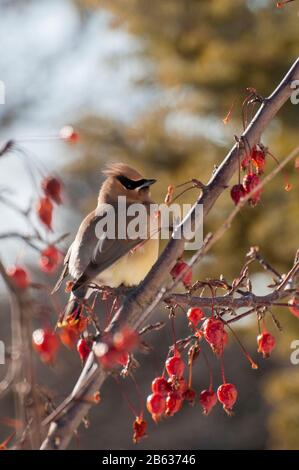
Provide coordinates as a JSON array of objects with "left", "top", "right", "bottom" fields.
[{"left": 54, "top": 163, "right": 159, "bottom": 326}]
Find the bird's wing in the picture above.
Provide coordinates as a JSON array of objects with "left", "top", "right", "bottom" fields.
[
  {"left": 51, "top": 243, "right": 73, "bottom": 294},
  {"left": 70, "top": 203, "right": 152, "bottom": 292}
]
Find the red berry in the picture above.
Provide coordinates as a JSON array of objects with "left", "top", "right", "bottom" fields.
[
  {"left": 60, "top": 125, "right": 79, "bottom": 144},
  {"left": 146, "top": 393, "right": 166, "bottom": 421},
  {"left": 170, "top": 260, "right": 192, "bottom": 288},
  {"left": 117, "top": 351, "right": 129, "bottom": 367},
  {"left": 288, "top": 298, "right": 299, "bottom": 319},
  {"left": 165, "top": 355, "right": 185, "bottom": 378},
  {"left": 42, "top": 176, "right": 62, "bottom": 205},
  {"left": 230, "top": 184, "right": 246, "bottom": 205},
  {"left": 39, "top": 245, "right": 61, "bottom": 274},
  {"left": 32, "top": 328, "right": 59, "bottom": 364},
  {"left": 151, "top": 377, "right": 171, "bottom": 396},
  {"left": 257, "top": 332, "right": 276, "bottom": 358},
  {"left": 217, "top": 383, "right": 238, "bottom": 414},
  {"left": 113, "top": 327, "right": 138, "bottom": 352},
  {"left": 7, "top": 265, "right": 30, "bottom": 289},
  {"left": 133, "top": 416, "right": 147, "bottom": 444},
  {"left": 199, "top": 389, "right": 217, "bottom": 415},
  {"left": 183, "top": 388, "right": 196, "bottom": 406},
  {"left": 202, "top": 317, "right": 227, "bottom": 356},
  {"left": 251, "top": 146, "right": 266, "bottom": 174},
  {"left": 36, "top": 197, "right": 53, "bottom": 230},
  {"left": 77, "top": 338, "right": 91, "bottom": 363},
  {"left": 243, "top": 173, "right": 262, "bottom": 206},
  {"left": 165, "top": 391, "right": 183, "bottom": 416},
  {"left": 187, "top": 307, "right": 205, "bottom": 327}
]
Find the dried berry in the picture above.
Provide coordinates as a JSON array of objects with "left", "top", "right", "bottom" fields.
[
  {"left": 36, "top": 197, "right": 53, "bottom": 230},
  {"left": 42, "top": 176, "right": 62, "bottom": 205},
  {"left": 230, "top": 184, "right": 246, "bottom": 205},
  {"left": 199, "top": 389, "right": 217, "bottom": 415},
  {"left": 257, "top": 331, "right": 276, "bottom": 358}
]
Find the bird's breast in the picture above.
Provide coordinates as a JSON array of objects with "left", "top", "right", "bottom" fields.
[{"left": 95, "top": 237, "right": 159, "bottom": 288}]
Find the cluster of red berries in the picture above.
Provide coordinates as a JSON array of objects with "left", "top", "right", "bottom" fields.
[
  {"left": 230, "top": 145, "right": 265, "bottom": 206},
  {"left": 146, "top": 352, "right": 238, "bottom": 423},
  {"left": 146, "top": 353, "right": 190, "bottom": 422},
  {"left": 36, "top": 126, "right": 79, "bottom": 231},
  {"left": 32, "top": 325, "right": 92, "bottom": 365}
]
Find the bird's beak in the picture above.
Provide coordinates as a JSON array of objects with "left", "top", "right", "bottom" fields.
[{"left": 138, "top": 179, "right": 157, "bottom": 189}]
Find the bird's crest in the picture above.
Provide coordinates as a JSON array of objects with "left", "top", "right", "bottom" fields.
[{"left": 103, "top": 163, "right": 143, "bottom": 181}]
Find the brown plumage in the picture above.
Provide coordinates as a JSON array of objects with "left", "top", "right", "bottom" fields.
[{"left": 54, "top": 163, "right": 159, "bottom": 327}]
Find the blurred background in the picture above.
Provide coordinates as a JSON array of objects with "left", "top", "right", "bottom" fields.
[{"left": 0, "top": 0, "right": 298, "bottom": 450}]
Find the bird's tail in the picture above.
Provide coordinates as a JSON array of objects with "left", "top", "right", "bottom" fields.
[{"left": 57, "top": 290, "right": 87, "bottom": 328}]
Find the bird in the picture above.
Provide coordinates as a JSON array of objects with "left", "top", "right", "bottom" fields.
[{"left": 54, "top": 163, "right": 159, "bottom": 327}]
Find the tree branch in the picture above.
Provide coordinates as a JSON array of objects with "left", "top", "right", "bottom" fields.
[{"left": 40, "top": 57, "right": 299, "bottom": 450}]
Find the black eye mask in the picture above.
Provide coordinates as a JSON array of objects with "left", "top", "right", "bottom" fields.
[{"left": 116, "top": 175, "right": 156, "bottom": 190}]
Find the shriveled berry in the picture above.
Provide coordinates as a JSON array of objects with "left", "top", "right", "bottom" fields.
[
  {"left": 133, "top": 416, "right": 147, "bottom": 444},
  {"left": 230, "top": 184, "right": 246, "bottom": 205},
  {"left": 217, "top": 383, "right": 238, "bottom": 414},
  {"left": 42, "top": 176, "right": 63, "bottom": 205},
  {"left": 257, "top": 332, "right": 276, "bottom": 358},
  {"left": 251, "top": 146, "right": 266, "bottom": 174},
  {"left": 199, "top": 389, "right": 217, "bottom": 415},
  {"left": 7, "top": 265, "right": 30, "bottom": 289},
  {"left": 243, "top": 173, "right": 262, "bottom": 206},
  {"left": 146, "top": 393, "right": 166, "bottom": 422},
  {"left": 187, "top": 307, "right": 205, "bottom": 327},
  {"left": 183, "top": 388, "right": 196, "bottom": 406},
  {"left": 36, "top": 197, "right": 53, "bottom": 230},
  {"left": 202, "top": 317, "right": 227, "bottom": 356},
  {"left": 165, "top": 355, "right": 185, "bottom": 378}
]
